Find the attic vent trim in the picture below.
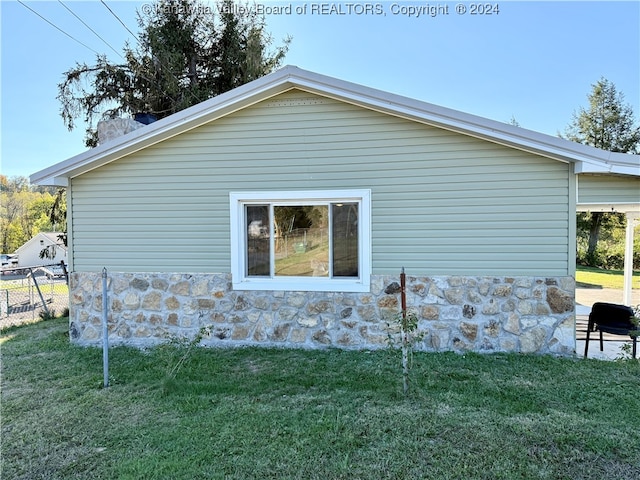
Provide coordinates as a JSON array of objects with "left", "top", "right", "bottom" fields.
[{"left": 265, "top": 98, "right": 328, "bottom": 107}]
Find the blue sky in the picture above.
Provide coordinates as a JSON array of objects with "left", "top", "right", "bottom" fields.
[{"left": 1, "top": 0, "right": 639, "bottom": 179}]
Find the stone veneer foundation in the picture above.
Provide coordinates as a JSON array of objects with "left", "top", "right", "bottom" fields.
[{"left": 69, "top": 272, "right": 576, "bottom": 355}]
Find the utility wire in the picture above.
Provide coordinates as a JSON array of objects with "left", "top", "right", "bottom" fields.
[
  {"left": 99, "top": 0, "right": 204, "bottom": 110},
  {"left": 99, "top": 0, "right": 185, "bottom": 110},
  {"left": 17, "top": 0, "right": 101, "bottom": 56},
  {"left": 16, "top": 0, "right": 184, "bottom": 123},
  {"left": 21, "top": 0, "right": 206, "bottom": 116},
  {"left": 58, "top": 0, "right": 123, "bottom": 60},
  {"left": 99, "top": 0, "right": 140, "bottom": 44}
]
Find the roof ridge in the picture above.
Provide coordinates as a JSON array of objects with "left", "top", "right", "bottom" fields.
[{"left": 30, "top": 65, "right": 640, "bottom": 186}]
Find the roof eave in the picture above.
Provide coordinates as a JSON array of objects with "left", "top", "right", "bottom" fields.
[
  {"left": 30, "top": 65, "right": 640, "bottom": 185},
  {"left": 576, "top": 164, "right": 640, "bottom": 176}
]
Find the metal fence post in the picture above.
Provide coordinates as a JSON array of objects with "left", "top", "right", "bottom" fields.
[
  {"left": 102, "top": 267, "right": 109, "bottom": 388},
  {"left": 29, "top": 268, "right": 50, "bottom": 317},
  {"left": 0, "top": 290, "right": 7, "bottom": 317}
]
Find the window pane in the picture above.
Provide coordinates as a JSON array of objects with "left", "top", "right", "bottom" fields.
[
  {"left": 274, "top": 205, "right": 329, "bottom": 277},
  {"left": 246, "top": 205, "right": 270, "bottom": 276},
  {"left": 332, "top": 203, "right": 359, "bottom": 277}
]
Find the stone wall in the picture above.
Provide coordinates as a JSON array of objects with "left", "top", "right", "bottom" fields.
[{"left": 69, "top": 272, "right": 575, "bottom": 355}]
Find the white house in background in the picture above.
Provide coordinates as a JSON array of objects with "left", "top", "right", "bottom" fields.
[{"left": 13, "top": 232, "right": 67, "bottom": 268}]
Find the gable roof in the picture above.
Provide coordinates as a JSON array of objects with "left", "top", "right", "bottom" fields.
[
  {"left": 14, "top": 232, "right": 67, "bottom": 255},
  {"left": 31, "top": 65, "right": 640, "bottom": 186}
]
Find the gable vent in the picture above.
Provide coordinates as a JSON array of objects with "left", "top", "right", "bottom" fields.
[{"left": 265, "top": 97, "right": 328, "bottom": 108}]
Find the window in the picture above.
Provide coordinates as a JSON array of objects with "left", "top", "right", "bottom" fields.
[{"left": 230, "top": 190, "right": 371, "bottom": 292}]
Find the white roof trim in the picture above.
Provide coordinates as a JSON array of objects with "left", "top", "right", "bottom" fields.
[
  {"left": 31, "top": 65, "right": 640, "bottom": 185},
  {"left": 576, "top": 203, "right": 640, "bottom": 214}
]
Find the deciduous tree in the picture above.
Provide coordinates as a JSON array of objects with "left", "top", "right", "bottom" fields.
[{"left": 0, "top": 176, "right": 63, "bottom": 254}]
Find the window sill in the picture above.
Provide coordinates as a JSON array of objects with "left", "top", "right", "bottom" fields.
[{"left": 232, "top": 277, "right": 371, "bottom": 293}]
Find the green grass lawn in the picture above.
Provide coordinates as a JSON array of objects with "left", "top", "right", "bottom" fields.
[
  {"left": 576, "top": 265, "right": 640, "bottom": 289},
  {"left": 0, "top": 280, "right": 69, "bottom": 295},
  {"left": 2, "top": 317, "right": 639, "bottom": 479}
]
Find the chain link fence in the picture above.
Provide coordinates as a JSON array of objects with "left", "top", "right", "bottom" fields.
[{"left": 0, "top": 262, "right": 69, "bottom": 329}]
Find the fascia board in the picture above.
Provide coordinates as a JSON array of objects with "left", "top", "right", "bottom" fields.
[
  {"left": 606, "top": 153, "right": 640, "bottom": 176},
  {"left": 574, "top": 161, "right": 613, "bottom": 174},
  {"left": 576, "top": 203, "right": 640, "bottom": 213},
  {"left": 589, "top": 165, "right": 640, "bottom": 176},
  {"left": 32, "top": 176, "right": 69, "bottom": 187},
  {"left": 574, "top": 157, "right": 640, "bottom": 176}
]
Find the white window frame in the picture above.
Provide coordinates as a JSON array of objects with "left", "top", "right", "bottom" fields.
[{"left": 230, "top": 189, "right": 371, "bottom": 292}]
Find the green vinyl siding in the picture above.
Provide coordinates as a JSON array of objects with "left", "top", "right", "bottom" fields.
[
  {"left": 577, "top": 174, "right": 640, "bottom": 205},
  {"left": 70, "top": 89, "right": 571, "bottom": 275}
]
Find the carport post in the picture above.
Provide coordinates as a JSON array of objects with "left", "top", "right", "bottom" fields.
[
  {"left": 623, "top": 213, "right": 639, "bottom": 306},
  {"left": 102, "top": 267, "right": 109, "bottom": 388}
]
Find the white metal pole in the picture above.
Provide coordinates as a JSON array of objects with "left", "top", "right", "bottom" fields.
[
  {"left": 622, "top": 213, "right": 638, "bottom": 306},
  {"left": 102, "top": 267, "right": 109, "bottom": 388}
]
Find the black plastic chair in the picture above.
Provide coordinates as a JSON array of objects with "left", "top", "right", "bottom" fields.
[{"left": 584, "top": 302, "right": 638, "bottom": 358}]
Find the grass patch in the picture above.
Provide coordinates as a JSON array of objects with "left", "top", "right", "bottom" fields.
[
  {"left": 2, "top": 317, "right": 640, "bottom": 479},
  {"left": 0, "top": 280, "right": 69, "bottom": 295},
  {"left": 576, "top": 265, "right": 640, "bottom": 289}
]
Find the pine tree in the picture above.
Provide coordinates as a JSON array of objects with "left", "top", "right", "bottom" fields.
[
  {"left": 563, "top": 78, "right": 640, "bottom": 267},
  {"left": 58, "top": 0, "right": 289, "bottom": 147},
  {"left": 564, "top": 78, "right": 640, "bottom": 153}
]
